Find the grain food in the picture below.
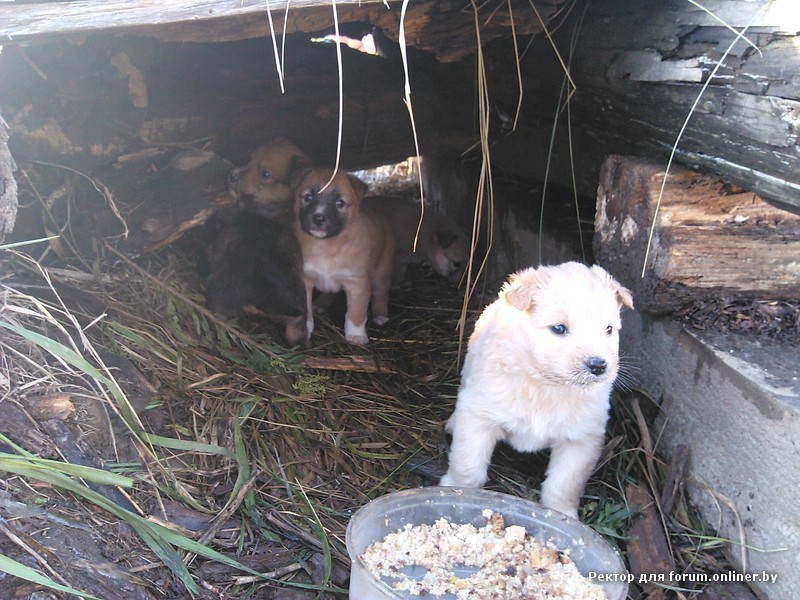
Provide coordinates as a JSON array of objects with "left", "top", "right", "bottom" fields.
[{"left": 360, "top": 509, "right": 608, "bottom": 599}]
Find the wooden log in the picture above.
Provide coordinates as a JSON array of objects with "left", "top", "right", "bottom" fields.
[
  {"left": 486, "top": 0, "right": 800, "bottom": 214},
  {"left": 0, "top": 0, "right": 564, "bottom": 64},
  {"left": 593, "top": 155, "right": 800, "bottom": 314}
]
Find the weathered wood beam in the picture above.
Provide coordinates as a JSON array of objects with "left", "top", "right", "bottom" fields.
[
  {"left": 0, "top": 0, "right": 564, "bottom": 63},
  {"left": 593, "top": 155, "right": 800, "bottom": 314},
  {"left": 0, "top": 0, "right": 387, "bottom": 41},
  {"left": 487, "top": 0, "right": 800, "bottom": 214}
]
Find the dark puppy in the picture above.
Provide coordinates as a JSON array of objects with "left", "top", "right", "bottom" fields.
[
  {"left": 292, "top": 168, "right": 396, "bottom": 345},
  {"left": 364, "top": 196, "right": 469, "bottom": 284},
  {"left": 228, "top": 138, "right": 311, "bottom": 217},
  {"left": 201, "top": 208, "right": 307, "bottom": 347}
]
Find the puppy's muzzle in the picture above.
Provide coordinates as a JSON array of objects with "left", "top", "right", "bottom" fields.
[{"left": 584, "top": 356, "right": 608, "bottom": 376}]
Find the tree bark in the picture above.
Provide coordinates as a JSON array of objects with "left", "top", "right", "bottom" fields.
[{"left": 594, "top": 155, "right": 800, "bottom": 314}]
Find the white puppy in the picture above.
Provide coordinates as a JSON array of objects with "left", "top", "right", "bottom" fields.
[{"left": 439, "top": 262, "right": 633, "bottom": 518}]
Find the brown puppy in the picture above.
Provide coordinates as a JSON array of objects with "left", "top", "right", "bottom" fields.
[
  {"left": 200, "top": 207, "right": 308, "bottom": 347},
  {"left": 292, "top": 168, "right": 396, "bottom": 345},
  {"left": 228, "top": 138, "right": 311, "bottom": 217},
  {"left": 365, "top": 196, "right": 469, "bottom": 284}
]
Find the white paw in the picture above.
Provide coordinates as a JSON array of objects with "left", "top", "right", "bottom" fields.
[
  {"left": 439, "top": 473, "right": 456, "bottom": 487},
  {"left": 344, "top": 319, "right": 369, "bottom": 345},
  {"left": 540, "top": 493, "right": 579, "bottom": 519},
  {"left": 439, "top": 472, "right": 481, "bottom": 488},
  {"left": 306, "top": 318, "right": 315, "bottom": 339}
]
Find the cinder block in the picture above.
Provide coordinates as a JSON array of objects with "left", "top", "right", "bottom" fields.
[{"left": 621, "top": 311, "right": 800, "bottom": 599}]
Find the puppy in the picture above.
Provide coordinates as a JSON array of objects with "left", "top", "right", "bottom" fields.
[
  {"left": 292, "top": 168, "right": 396, "bottom": 345},
  {"left": 228, "top": 138, "right": 311, "bottom": 218},
  {"left": 439, "top": 262, "right": 633, "bottom": 518},
  {"left": 201, "top": 207, "right": 308, "bottom": 347},
  {"left": 364, "top": 196, "right": 469, "bottom": 284}
]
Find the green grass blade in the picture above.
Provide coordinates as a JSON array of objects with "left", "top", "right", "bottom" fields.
[
  {"left": 140, "top": 432, "right": 237, "bottom": 461},
  {"left": 0, "top": 554, "right": 101, "bottom": 600},
  {"left": 0, "top": 321, "right": 141, "bottom": 429},
  {"left": 0, "top": 454, "right": 133, "bottom": 487}
]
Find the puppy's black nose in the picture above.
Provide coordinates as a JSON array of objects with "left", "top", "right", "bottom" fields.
[
  {"left": 585, "top": 357, "right": 607, "bottom": 376},
  {"left": 312, "top": 213, "right": 326, "bottom": 226}
]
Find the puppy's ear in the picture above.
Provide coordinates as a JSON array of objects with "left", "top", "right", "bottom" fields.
[
  {"left": 347, "top": 174, "right": 369, "bottom": 200},
  {"left": 591, "top": 264, "right": 634, "bottom": 310},
  {"left": 617, "top": 285, "right": 634, "bottom": 311},
  {"left": 502, "top": 269, "right": 540, "bottom": 312},
  {"left": 289, "top": 166, "right": 312, "bottom": 190}
]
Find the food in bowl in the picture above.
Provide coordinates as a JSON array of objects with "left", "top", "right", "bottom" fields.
[{"left": 360, "top": 509, "right": 608, "bottom": 599}]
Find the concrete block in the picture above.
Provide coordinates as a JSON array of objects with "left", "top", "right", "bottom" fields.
[{"left": 621, "top": 311, "right": 800, "bottom": 599}]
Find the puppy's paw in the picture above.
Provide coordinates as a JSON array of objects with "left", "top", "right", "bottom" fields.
[
  {"left": 545, "top": 503, "right": 579, "bottom": 520},
  {"left": 439, "top": 472, "right": 482, "bottom": 488},
  {"left": 540, "top": 492, "right": 580, "bottom": 519},
  {"left": 439, "top": 473, "right": 456, "bottom": 487},
  {"left": 306, "top": 318, "right": 315, "bottom": 339},
  {"left": 346, "top": 333, "right": 370, "bottom": 345},
  {"left": 372, "top": 315, "right": 390, "bottom": 326},
  {"left": 345, "top": 319, "right": 369, "bottom": 345}
]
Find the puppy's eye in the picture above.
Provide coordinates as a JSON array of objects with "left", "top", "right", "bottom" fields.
[
  {"left": 605, "top": 325, "right": 613, "bottom": 335},
  {"left": 550, "top": 324, "right": 568, "bottom": 336},
  {"left": 335, "top": 198, "right": 346, "bottom": 209},
  {"left": 259, "top": 168, "right": 272, "bottom": 181},
  {"left": 302, "top": 193, "right": 314, "bottom": 204}
]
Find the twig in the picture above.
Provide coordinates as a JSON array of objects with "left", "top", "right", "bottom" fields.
[
  {"left": 197, "top": 470, "right": 260, "bottom": 547},
  {"left": 301, "top": 355, "right": 394, "bottom": 373},
  {"left": 233, "top": 562, "right": 304, "bottom": 584}
]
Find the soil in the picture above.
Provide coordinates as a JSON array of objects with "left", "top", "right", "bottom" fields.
[{"left": 678, "top": 297, "right": 800, "bottom": 346}]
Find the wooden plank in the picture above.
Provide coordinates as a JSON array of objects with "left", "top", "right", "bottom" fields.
[
  {"left": 626, "top": 482, "right": 675, "bottom": 600},
  {"left": 593, "top": 155, "right": 800, "bottom": 314},
  {"left": 0, "top": 0, "right": 562, "bottom": 63}
]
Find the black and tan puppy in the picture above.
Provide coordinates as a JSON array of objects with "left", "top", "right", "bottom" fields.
[
  {"left": 228, "top": 138, "right": 311, "bottom": 217},
  {"left": 292, "top": 168, "right": 396, "bottom": 345},
  {"left": 201, "top": 207, "right": 308, "bottom": 347}
]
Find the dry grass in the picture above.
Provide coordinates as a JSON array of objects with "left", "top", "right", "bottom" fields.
[{"left": 0, "top": 227, "right": 737, "bottom": 598}]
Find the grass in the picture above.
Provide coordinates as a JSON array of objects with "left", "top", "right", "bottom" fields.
[
  {"left": 0, "top": 0, "right": 760, "bottom": 595},
  {"left": 0, "top": 232, "right": 739, "bottom": 598}
]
